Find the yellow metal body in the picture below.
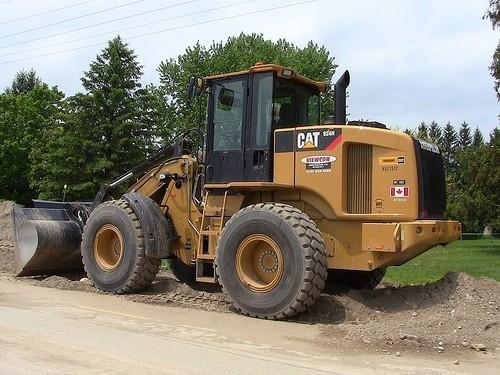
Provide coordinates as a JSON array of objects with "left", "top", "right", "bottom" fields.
[{"left": 128, "top": 123, "right": 460, "bottom": 280}]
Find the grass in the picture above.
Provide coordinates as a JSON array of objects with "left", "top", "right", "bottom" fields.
[{"left": 384, "top": 238, "right": 500, "bottom": 285}]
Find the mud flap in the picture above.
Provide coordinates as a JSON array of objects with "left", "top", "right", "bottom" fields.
[{"left": 11, "top": 205, "right": 85, "bottom": 276}]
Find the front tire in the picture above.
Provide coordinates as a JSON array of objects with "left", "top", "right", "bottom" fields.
[
  {"left": 81, "top": 199, "right": 160, "bottom": 293},
  {"left": 215, "top": 203, "right": 327, "bottom": 319}
]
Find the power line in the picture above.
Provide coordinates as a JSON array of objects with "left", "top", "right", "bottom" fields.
[
  {"left": 0, "top": 0, "right": 145, "bottom": 40},
  {"left": 0, "top": 0, "right": 319, "bottom": 66},
  {"left": 0, "top": 0, "right": 256, "bottom": 58},
  {"left": 0, "top": 0, "right": 202, "bottom": 49},
  {"left": 0, "top": 0, "right": 97, "bottom": 26}
]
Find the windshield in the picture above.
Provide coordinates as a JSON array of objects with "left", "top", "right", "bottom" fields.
[{"left": 273, "top": 77, "right": 320, "bottom": 128}]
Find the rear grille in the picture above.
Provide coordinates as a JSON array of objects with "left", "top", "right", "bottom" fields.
[
  {"left": 347, "top": 143, "right": 372, "bottom": 214},
  {"left": 413, "top": 139, "right": 446, "bottom": 219}
]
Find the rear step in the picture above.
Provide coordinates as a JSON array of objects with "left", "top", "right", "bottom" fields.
[{"left": 11, "top": 204, "right": 86, "bottom": 276}]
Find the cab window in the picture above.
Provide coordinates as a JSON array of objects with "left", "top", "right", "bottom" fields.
[
  {"left": 273, "top": 78, "right": 320, "bottom": 129},
  {"left": 212, "top": 79, "right": 245, "bottom": 151}
]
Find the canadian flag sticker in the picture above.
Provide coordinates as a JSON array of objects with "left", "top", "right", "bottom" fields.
[{"left": 390, "top": 186, "right": 409, "bottom": 198}]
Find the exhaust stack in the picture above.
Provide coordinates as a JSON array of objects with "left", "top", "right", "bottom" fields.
[{"left": 333, "top": 70, "right": 350, "bottom": 124}]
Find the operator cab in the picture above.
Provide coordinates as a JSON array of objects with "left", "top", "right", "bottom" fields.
[{"left": 199, "top": 64, "right": 327, "bottom": 184}]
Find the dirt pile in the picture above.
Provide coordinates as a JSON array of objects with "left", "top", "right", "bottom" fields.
[
  {"left": 0, "top": 201, "right": 16, "bottom": 274},
  {"left": 311, "top": 272, "right": 500, "bottom": 352}
]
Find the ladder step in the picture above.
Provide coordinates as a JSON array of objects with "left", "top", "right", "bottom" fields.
[
  {"left": 203, "top": 208, "right": 222, "bottom": 216},
  {"left": 195, "top": 276, "right": 216, "bottom": 283},
  {"left": 197, "top": 253, "right": 215, "bottom": 260},
  {"left": 200, "top": 230, "right": 219, "bottom": 236}
]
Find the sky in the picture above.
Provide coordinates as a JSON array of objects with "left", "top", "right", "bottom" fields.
[{"left": 0, "top": 0, "right": 498, "bottom": 135}]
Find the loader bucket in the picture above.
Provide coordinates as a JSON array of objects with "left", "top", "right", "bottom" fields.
[{"left": 11, "top": 204, "right": 85, "bottom": 276}]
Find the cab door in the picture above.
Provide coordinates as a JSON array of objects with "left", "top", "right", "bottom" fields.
[
  {"left": 205, "top": 76, "right": 247, "bottom": 183},
  {"left": 243, "top": 72, "right": 274, "bottom": 182}
]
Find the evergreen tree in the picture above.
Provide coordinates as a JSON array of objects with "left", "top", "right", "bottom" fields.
[
  {"left": 5, "top": 69, "right": 42, "bottom": 95},
  {"left": 416, "top": 121, "right": 429, "bottom": 140},
  {"left": 472, "top": 127, "right": 484, "bottom": 147},
  {"left": 428, "top": 121, "right": 442, "bottom": 144},
  {"left": 31, "top": 36, "right": 158, "bottom": 200},
  {"left": 403, "top": 128, "right": 415, "bottom": 136},
  {"left": 440, "top": 122, "right": 458, "bottom": 172},
  {"left": 458, "top": 121, "right": 472, "bottom": 148},
  {"left": 449, "top": 127, "right": 500, "bottom": 231}
]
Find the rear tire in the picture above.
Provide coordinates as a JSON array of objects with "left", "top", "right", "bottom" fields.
[
  {"left": 81, "top": 199, "right": 160, "bottom": 293},
  {"left": 170, "top": 257, "right": 196, "bottom": 283},
  {"left": 215, "top": 203, "right": 327, "bottom": 319},
  {"left": 328, "top": 268, "right": 386, "bottom": 290}
]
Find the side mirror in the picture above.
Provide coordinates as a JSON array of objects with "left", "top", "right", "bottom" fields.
[
  {"left": 187, "top": 76, "right": 203, "bottom": 101},
  {"left": 217, "top": 87, "right": 234, "bottom": 111}
]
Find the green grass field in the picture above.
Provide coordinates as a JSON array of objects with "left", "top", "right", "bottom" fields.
[{"left": 384, "top": 238, "right": 500, "bottom": 285}]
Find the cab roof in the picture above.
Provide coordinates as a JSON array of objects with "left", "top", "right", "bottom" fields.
[{"left": 203, "top": 63, "right": 328, "bottom": 93}]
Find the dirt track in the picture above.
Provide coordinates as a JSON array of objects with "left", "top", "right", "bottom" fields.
[
  {"left": 1, "top": 278, "right": 499, "bottom": 375},
  {"left": 1, "top": 200, "right": 499, "bottom": 369}
]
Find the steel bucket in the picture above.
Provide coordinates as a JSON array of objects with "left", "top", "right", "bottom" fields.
[{"left": 11, "top": 201, "right": 87, "bottom": 276}]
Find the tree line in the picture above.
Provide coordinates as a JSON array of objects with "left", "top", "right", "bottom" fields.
[
  {"left": 405, "top": 122, "right": 499, "bottom": 233},
  {"left": 0, "top": 34, "right": 336, "bottom": 204},
  {"left": 0, "top": 33, "right": 498, "bottom": 232}
]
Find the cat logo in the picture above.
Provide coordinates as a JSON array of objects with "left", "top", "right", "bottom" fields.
[{"left": 297, "top": 131, "right": 320, "bottom": 149}]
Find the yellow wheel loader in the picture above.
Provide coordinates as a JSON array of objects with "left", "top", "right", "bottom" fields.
[{"left": 11, "top": 63, "right": 461, "bottom": 319}]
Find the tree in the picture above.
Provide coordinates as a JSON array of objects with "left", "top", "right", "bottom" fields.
[
  {"left": 416, "top": 121, "right": 429, "bottom": 140},
  {"left": 4, "top": 69, "right": 42, "bottom": 95},
  {"left": 403, "top": 128, "right": 415, "bottom": 136},
  {"left": 440, "top": 122, "right": 458, "bottom": 172},
  {"left": 31, "top": 36, "right": 159, "bottom": 200},
  {"left": 157, "top": 33, "right": 337, "bottom": 138},
  {"left": 458, "top": 121, "right": 472, "bottom": 148},
  {"left": 449, "top": 127, "right": 500, "bottom": 231},
  {"left": 472, "top": 127, "right": 484, "bottom": 147},
  {"left": 484, "top": 0, "right": 500, "bottom": 101},
  {"left": 0, "top": 83, "right": 64, "bottom": 204},
  {"left": 428, "top": 121, "right": 442, "bottom": 144}
]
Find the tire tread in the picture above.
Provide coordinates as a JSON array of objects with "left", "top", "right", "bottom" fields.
[
  {"left": 215, "top": 202, "right": 327, "bottom": 319},
  {"left": 81, "top": 199, "right": 160, "bottom": 294}
]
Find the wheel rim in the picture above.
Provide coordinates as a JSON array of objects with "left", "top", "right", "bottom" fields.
[
  {"left": 93, "top": 224, "right": 124, "bottom": 272},
  {"left": 235, "top": 234, "right": 284, "bottom": 293}
]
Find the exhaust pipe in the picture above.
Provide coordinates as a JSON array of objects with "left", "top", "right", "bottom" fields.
[
  {"left": 333, "top": 70, "right": 350, "bottom": 124},
  {"left": 11, "top": 204, "right": 85, "bottom": 276}
]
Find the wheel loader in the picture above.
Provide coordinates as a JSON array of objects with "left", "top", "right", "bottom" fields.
[{"left": 11, "top": 63, "right": 461, "bottom": 319}]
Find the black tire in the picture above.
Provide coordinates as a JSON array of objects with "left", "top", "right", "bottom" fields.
[
  {"left": 170, "top": 257, "right": 196, "bottom": 283},
  {"left": 327, "top": 268, "right": 386, "bottom": 290},
  {"left": 215, "top": 203, "right": 327, "bottom": 319},
  {"left": 81, "top": 199, "right": 160, "bottom": 293}
]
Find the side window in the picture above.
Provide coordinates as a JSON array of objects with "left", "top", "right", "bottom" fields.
[
  {"left": 252, "top": 73, "right": 273, "bottom": 148},
  {"left": 307, "top": 95, "right": 320, "bottom": 125},
  {"left": 212, "top": 79, "right": 245, "bottom": 151}
]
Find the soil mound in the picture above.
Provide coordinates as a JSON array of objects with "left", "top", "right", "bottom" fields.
[
  {"left": 0, "top": 201, "right": 15, "bottom": 274},
  {"left": 309, "top": 272, "right": 500, "bottom": 352}
]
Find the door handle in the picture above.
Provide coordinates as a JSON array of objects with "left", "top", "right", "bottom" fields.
[{"left": 253, "top": 150, "right": 265, "bottom": 167}]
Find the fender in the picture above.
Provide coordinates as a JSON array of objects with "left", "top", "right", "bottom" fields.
[{"left": 122, "top": 192, "right": 174, "bottom": 259}]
